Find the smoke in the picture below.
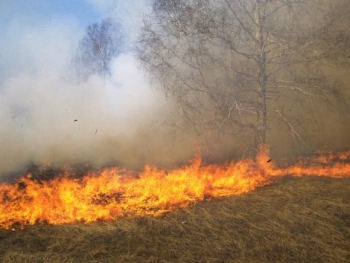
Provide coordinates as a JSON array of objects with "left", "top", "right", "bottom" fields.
[
  {"left": 0, "top": 2, "right": 196, "bottom": 177},
  {"left": 87, "top": 0, "right": 151, "bottom": 47},
  {"left": 2, "top": 1, "right": 349, "bottom": 178}
]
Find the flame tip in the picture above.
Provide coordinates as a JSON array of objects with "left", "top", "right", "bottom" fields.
[{"left": 0, "top": 147, "right": 349, "bottom": 229}]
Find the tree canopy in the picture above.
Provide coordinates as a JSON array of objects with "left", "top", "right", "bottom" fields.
[
  {"left": 138, "top": 0, "right": 350, "bottom": 157},
  {"left": 75, "top": 18, "right": 122, "bottom": 81}
]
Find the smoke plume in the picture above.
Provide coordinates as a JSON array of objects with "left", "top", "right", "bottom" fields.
[
  {"left": 1, "top": 0, "right": 349, "bottom": 178},
  {"left": 0, "top": 2, "right": 195, "bottom": 177}
]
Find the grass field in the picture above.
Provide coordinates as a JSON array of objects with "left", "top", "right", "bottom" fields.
[{"left": 0, "top": 176, "right": 349, "bottom": 263}]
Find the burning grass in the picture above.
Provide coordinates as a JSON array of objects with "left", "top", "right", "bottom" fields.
[
  {"left": 0, "top": 176, "right": 349, "bottom": 263},
  {"left": 1, "top": 146, "right": 349, "bottom": 230}
]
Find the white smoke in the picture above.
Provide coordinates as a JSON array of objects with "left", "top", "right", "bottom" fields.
[
  {"left": 87, "top": 0, "right": 152, "bottom": 47},
  {"left": 0, "top": 1, "right": 196, "bottom": 177}
]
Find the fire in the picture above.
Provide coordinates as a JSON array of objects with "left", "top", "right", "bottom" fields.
[{"left": 0, "top": 146, "right": 349, "bottom": 230}]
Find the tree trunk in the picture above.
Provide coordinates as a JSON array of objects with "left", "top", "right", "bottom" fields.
[{"left": 254, "top": 1, "right": 267, "bottom": 148}]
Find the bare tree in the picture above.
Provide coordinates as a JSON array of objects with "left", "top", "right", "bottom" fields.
[
  {"left": 75, "top": 18, "right": 122, "bottom": 81},
  {"left": 137, "top": 0, "right": 350, "bottom": 156}
]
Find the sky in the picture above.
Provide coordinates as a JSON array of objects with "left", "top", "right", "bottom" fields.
[
  {"left": 0, "top": 0, "right": 151, "bottom": 39},
  {"left": 0, "top": 0, "right": 151, "bottom": 79},
  {"left": 0, "top": 0, "right": 152, "bottom": 28},
  {"left": 0, "top": 0, "right": 100, "bottom": 28},
  {"left": 0, "top": 0, "right": 194, "bottom": 177}
]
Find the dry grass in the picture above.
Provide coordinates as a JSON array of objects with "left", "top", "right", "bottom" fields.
[{"left": 0, "top": 176, "right": 349, "bottom": 263}]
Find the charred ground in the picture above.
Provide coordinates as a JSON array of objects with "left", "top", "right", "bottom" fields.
[{"left": 0, "top": 176, "right": 349, "bottom": 263}]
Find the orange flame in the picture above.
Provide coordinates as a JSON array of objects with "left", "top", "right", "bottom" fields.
[{"left": 0, "top": 146, "right": 349, "bottom": 230}]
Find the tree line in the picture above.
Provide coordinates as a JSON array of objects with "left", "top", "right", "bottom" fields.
[
  {"left": 73, "top": 17, "right": 122, "bottom": 82},
  {"left": 74, "top": 1, "right": 350, "bottom": 158},
  {"left": 137, "top": 0, "right": 350, "bottom": 157}
]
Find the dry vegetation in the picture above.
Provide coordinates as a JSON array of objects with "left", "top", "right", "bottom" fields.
[{"left": 0, "top": 176, "right": 349, "bottom": 263}]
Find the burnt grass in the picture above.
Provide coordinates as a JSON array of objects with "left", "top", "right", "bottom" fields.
[{"left": 0, "top": 176, "right": 349, "bottom": 263}]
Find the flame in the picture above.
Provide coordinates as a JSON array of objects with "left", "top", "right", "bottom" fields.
[{"left": 0, "top": 146, "right": 349, "bottom": 230}]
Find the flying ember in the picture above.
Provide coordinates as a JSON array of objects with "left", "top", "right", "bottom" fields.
[{"left": 0, "top": 146, "right": 349, "bottom": 230}]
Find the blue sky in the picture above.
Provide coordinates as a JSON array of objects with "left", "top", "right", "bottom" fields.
[
  {"left": 0, "top": 0, "right": 151, "bottom": 30},
  {"left": 0, "top": 0, "right": 151, "bottom": 80},
  {"left": 0, "top": 0, "right": 152, "bottom": 50},
  {"left": 1, "top": 0, "right": 102, "bottom": 29}
]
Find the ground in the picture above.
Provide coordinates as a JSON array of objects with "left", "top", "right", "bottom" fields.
[{"left": 0, "top": 176, "right": 349, "bottom": 263}]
